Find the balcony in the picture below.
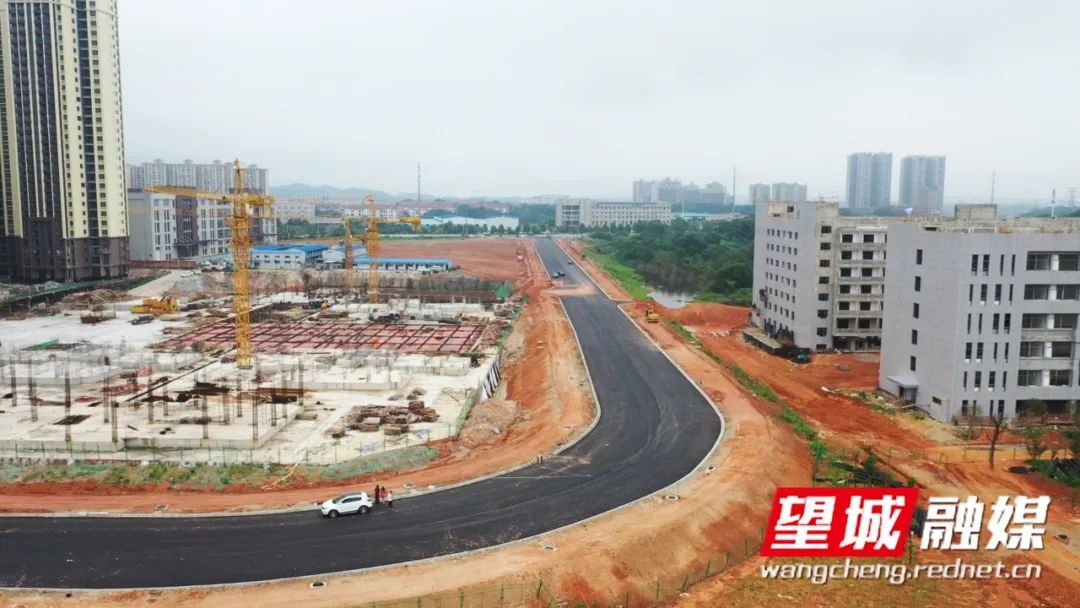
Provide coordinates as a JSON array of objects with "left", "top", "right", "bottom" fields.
[
  {"left": 836, "top": 275, "right": 885, "bottom": 283},
  {"left": 837, "top": 241, "right": 886, "bottom": 251},
  {"left": 1020, "top": 328, "right": 1077, "bottom": 342},
  {"left": 832, "top": 326, "right": 882, "bottom": 336},
  {"left": 834, "top": 308, "right": 883, "bottom": 318}
]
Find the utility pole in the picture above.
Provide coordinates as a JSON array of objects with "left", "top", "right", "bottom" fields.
[
  {"left": 111, "top": 382, "right": 119, "bottom": 446},
  {"left": 298, "top": 359, "right": 305, "bottom": 409},
  {"left": 147, "top": 377, "right": 154, "bottom": 424},
  {"left": 102, "top": 364, "right": 110, "bottom": 424},
  {"left": 201, "top": 396, "right": 209, "bottom": 440},
  {"left": 235, "top": 376, "right": 243, "bottom": 418}
]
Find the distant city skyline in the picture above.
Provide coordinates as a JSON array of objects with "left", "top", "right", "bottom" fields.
[{"left": 119, "top": 1, "right": 1079, "bottom": 200}]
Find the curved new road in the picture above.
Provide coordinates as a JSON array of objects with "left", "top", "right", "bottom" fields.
[{"left": 0, "top": 238, "right": 722, "bottom": 589}]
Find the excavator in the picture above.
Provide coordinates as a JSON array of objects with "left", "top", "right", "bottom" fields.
[
  {"left": 131, "top": 297, "right": 179, "bottom": 315},
  {"left": 645, "top": 307, "right": 661, "bottom": 323}
]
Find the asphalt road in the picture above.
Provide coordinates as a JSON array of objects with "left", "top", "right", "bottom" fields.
[{"left": 0, "top": 238, "right": 722, "bottom": 589}]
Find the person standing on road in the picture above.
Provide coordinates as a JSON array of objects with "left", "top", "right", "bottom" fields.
[
  {"left": 387, "top": 490, "right": 394, "bottom": 510},
  {"left": 373, "top": 484, "right": 381, "bottom": 505},
  {"left": 380, "top": 486, "right": 389, "bottom": 505}
]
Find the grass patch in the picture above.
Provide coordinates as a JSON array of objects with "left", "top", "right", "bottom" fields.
[
  {"left": 1028, "top": 459, "right": 1080, "bottom": 488},
  {"left": 579, "top": 246, "right": 650, "bottom": 300},
  {"left": 309, "top": 446, "right": 438, "bottom": 482},
  {"left": 664, "top": 319, "right": 702, "bottom": 348}
]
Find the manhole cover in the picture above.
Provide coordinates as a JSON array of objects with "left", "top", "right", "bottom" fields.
[
  {"left": 310, "top": 581, "right": 327, "bottom": 589},
  {"left": 403, "top": 482, "right": 415, "bottom": 489},
  {"left": 542, "top": 544, "right": 557, "bottom": 552},
  {"left": 665, "top": 494, "right": 680, "bottom": 502},
  {"left": 705, "top": 465, "right": 716, "bottom": 473}
]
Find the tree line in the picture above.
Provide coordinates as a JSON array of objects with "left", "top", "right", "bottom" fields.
[{"left": 588, "top": 218, "right": 754, "bottom": 305}]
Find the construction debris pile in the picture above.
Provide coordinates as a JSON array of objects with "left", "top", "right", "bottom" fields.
[{"left": 332, "top": 389, "right": 440, "bottom": 438}]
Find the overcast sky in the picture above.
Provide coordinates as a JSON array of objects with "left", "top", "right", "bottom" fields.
[{"left": 119, "top": 0, "right": 1079, "bottom": 201}]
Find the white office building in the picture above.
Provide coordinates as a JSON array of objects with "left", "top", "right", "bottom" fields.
[
  {"left": 556, "top": 199, "right": 672, "bottom": 228},
  {"left": 752, "top": 201, "right": 895, "bottom": 352},
  {"left": 127, "top": 192, "right": 176, "bottom": 261},
  {"left": 879, "top": 205, "right": 1080, "bottom": 423}
]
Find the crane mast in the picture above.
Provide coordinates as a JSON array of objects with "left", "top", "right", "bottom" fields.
[
  {"left": 354, "top": 194, "right": 422, "bottom": 304},
  {"left": 145, "top": 160, "right": 273, "bottom": 369}
]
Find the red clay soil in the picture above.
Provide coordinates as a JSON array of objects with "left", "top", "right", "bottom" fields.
[
  {"left": 379, "top": 238, "right": 532, "bottom": 288},
  {"left": 645, "top": 300, "right": 932, "bottom": 451},
  {"left": 0, "top": 240, "right": 594, "bottom": 514}
]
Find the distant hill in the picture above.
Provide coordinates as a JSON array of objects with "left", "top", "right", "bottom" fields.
[{"left": 271, "top": 183, "right": 398, "bottom": 200}]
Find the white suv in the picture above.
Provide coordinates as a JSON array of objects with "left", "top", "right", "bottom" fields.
[{"left": 319, "top": 492, "right": 374, "bottom": 518}]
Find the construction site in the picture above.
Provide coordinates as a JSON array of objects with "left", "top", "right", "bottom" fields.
[{"left": 0, "top": 170, "right": 529, "bottom": 466}]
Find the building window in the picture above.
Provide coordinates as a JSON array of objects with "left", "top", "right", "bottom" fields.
[
  {"left": 841, "top": 234, "right": 853, "bottom": 243},
  {"left": 863, "top": 234, "right": 875, "bottom": 243},
  {"left": 965, "top": 342, "right": 973, "bottom": 360},
  {"left": 974, "top": 371, "right": 982, "bottom": 388},
  {"left": 980, "top": 284, "right": 988, "bottom": 303},
  {"left": 913, "top": 303, "right": 920, "bottom": 319},
  {"left": 916, "top": 249, "right": 923, "bottom": 265},
  {"left": 976, "top": 343, "right": 984, "bottom": 360},
  {"left": 1017, "top": 370, "right": 1041, "bottom": 387},
  {"left": 1049, "top": 370, "right": 1072, "bottom": 386},
  {"left": 817, "top": 293, "right": 829, "bottom": 301},
  {"left": 1059, "top": 253, "right": 1080, "bottom": 271},
  {"left": 819, "top": 242, "right": 831, "bottom": 251},
  {"left": 1026, "top": 253, "right": 1051, "bottom": 271},
  {"left": 862, "top": 250, "right": 874, "bottom": 261},
  {"left": 994, "top": 284, "right": 1001, "bottom": 303},
  {"left": 971, "top": 255, "right": 978, "bottom": 275},
  {"left": 817, "top": 309, "right": 828, "bottom": 319},
  {"left": 820, "top": 225, "right": 832, "bottom": 234},
  {"left": 839, "top": 301, "right": 851, "bottom": 311},
  {"left": 1023, "top": 284, "right": 1050, "bottom": 300},
  {"left": 911, "top": 329, "right": 918, "bottom": 345},
  {"left": 816, "top": 328, "right": 827, "bottom": 336},
  {"left": 909, "top": 356, "right": 917, "bottom": 372},
  {"left": 982, "top": 254, "right": 990, "bottom": 275},
  {"left": 914, "top": 276, "right": 921, "bottom": 292},
  {"left": 1051, "top": 342, "right": 1074, "bottom": 357},
  {"left": 819, "top": 260, "right": 830, "bottom": 268}
]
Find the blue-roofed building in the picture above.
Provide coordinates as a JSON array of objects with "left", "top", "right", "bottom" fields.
[{"left": 251, "top": 244, "right": 328, "bottom": 269}]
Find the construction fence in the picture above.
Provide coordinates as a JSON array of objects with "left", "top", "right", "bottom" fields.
[{"left": 322, "top": 528, "right": 766, "bottom": 608}]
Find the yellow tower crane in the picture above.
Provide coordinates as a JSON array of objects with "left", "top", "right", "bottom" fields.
[
  {"left": 342, "top": 213, "right": 356, "bottom": 295},
  {"left": 146, "top": 160, "right": 274, "bottom": 369},
  {"left": 344, "top": 194, "right": 421, "bottom": 303}
]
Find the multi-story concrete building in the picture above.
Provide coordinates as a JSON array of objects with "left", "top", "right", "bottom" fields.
[
  {"left": 752, "top": 201, "right": 893, "bottom": 352},
  {"left": 771, "top": 182, "right": 808, "bottom": 203},
  {"left": 274, "top": 199, "right": 316, "bottom": 221},
  {"left": 174, "top": 197, "right": 231, "bottom": 260},
  {"left": 749, "top": 184, "right": 772, "bottom": 204},
  {"left": 0, "top": 0, "right": 129, "bottom": 281},
  {"left": 846, "top": 152, "right": 893, "bottom": 209},
  {"left": 343, "top": 206, "right": 400, "bottom": 222},
  {"left": 634, "top": 178, "right": 729, "bottom": 205},
  {"left": 127, "top": 192, "right": 177, "bottom": 261},
  {"left": 555, "top": 199, "right": 672, "bottom": 228},
  {"left": 879, "top": 204, "right": 1080, "bottom": 422},
  {"left": 899, "top": 155, "right": 946, "bottom": 215},
  {"left": 633, "top": 180, "right": 659, "bottom": 203},
  {"left": 127, "top": 159, "right": 269, "bottom": 194}
]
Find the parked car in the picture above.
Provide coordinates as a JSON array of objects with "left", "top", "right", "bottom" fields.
[{"left": 319, "top": 492, "right": 374, "bottom": 518}]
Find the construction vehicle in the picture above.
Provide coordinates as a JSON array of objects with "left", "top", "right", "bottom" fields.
[
  {"left": 777, "top": 344, "right": 812, "bottom": 364},
  {"left": 645, "top": 308, "right": 661, "bottom": 323},
  {"left": 341, "top": 194, "right": 422, "bottom": 303},
  {"left": 131, "top": 297, "right": 179, "bottom": 315},
  {"left": 146, "top": 160, "right": 274, "bottom": 369}
]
